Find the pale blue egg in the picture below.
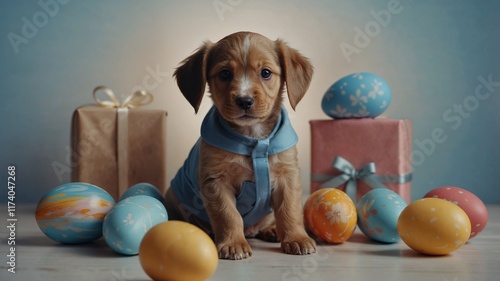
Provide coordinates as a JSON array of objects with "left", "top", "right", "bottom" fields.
[
  {"left": 356, "top": 188, "right": 407, "bottom": 243},
  {"left": 322, "top": 72, "right": 391, "bottom": 119},
  {"left": 103, "top": 195, "right": 168, "bottom": 255},
  {"left": 35, "top": 182, "right": 115, "bottom": 244},
  {"left": 120, "top": 182, "right": 163, "bottom": 202}
]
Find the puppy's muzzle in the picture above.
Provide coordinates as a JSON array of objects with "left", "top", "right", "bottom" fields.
[{"left": 236, "top": 96, "right": 254, "bottom": 110}]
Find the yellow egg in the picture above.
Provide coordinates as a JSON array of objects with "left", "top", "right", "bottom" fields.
[
  {"left": 139, "top": 221, "right": 218, "bottom": 281},
  {"left": 397, "top": 198, "right": 471, "bottom": 255},
  {"left": 304, "top": 188, "right": 357, "bottom": 243}
]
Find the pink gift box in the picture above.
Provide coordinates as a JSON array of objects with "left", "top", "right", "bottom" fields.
[{"left": 310, "top": 118, "right": 413, "bottom": 203}]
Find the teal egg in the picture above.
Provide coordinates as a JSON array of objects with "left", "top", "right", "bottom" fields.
[
  {"left": 322, "top": 72, "right": 391, "bottom": 119},
  {"left": 356, "top": 188, "right": 407, "bottom": 243},
  {"left": 103, "top": 195, "right": 168, "bottom": 255},
  {"left": 119, "top": 182, "right": 163, "bottom": 202},
  {"left": 35, "top": 182, "right": 115, "bottom": 244}
]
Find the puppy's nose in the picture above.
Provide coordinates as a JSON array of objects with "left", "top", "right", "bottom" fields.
[{"left": 236, "top": 96, "right": 254, "bottom": 110}]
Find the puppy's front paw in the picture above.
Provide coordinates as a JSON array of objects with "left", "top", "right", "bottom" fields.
[
  {"left": 282, "top": 235, "right": 316, "bottom": 255},
  {"left": 218, "top": 240, "right": 252, "bottom": 260}
]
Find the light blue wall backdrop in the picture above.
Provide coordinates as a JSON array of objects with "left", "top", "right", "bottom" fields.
[{"left": 1, "top": 0, "right": 499, "bottom": 204}]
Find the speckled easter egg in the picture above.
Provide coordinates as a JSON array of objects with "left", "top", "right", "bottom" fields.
[
  {"left": 357, "top": 189, "right": 407, "bottom": 243},
  {"left": 119, "top": 182, "right": 164, "bottom": 202},
  {"left": 397, "top": 198, "right": 471, "bottom": 255},
  {"left": 35, "top": 182, "right": 115, "bottom": 244},
  {"left": 322, "top": 72, "right": 391, "bottom": 119},
  {"left": 424, "top": 186, "right": 488, "bottom": 239},
  {"left": 103, "top": 195, "right": 168, "bottom": 255},
  {"left": 304, "top": 188, "right": 357, "bottom": 243}
]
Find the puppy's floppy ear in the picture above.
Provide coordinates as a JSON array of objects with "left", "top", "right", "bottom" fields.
[
  {"left": 173, "top": 41, "right": 213, "bottom": 113},
  {"left": 276, "top": 39, "right": 314, "bottom": 110}
]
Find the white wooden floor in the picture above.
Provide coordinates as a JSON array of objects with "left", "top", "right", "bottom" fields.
[{"left": 1, "top": 205, "right": 499, "bottom": 281}]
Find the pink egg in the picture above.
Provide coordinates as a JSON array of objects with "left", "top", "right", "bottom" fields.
[{"left": 424, "top": 186, "right": 488, "bottom": 239}]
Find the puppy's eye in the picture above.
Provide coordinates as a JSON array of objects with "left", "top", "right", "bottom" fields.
[
  {"left": 261, "top": 68, "right": 272, "bottom": 80},
  {"left": 218, "top": 69, "right": 232, "bottom": 81}
]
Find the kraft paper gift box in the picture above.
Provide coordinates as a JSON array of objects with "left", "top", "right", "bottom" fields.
[
  {"left": 310, "top": 118, "right": 413, "bottom": 203},
  {"left": 71, "top": 87, "right": 167, "bottom": 200}
]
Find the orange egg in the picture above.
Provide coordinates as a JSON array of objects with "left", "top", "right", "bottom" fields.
[
  {"left": 304, "top": 188, "right": 357, "bottom": 243},
  {"left": 397, "top": 198, "right": 471, "bottom": 255},
  {"left": 139, "top": 221, "right": 218, "bottom": 281}
]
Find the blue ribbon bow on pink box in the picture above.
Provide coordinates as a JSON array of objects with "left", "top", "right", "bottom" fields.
[{"left": 312, "top": 156, "right": 412, "bottom": 201}]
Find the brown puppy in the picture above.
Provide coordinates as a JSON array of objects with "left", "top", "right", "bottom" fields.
[{"left": 167, "top": 31, "right": 316, "bottom": 260}]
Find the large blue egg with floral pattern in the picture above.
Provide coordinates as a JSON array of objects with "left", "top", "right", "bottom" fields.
[
  {"left": 322, "top": 72, "right": 391, "bottom": 119},
  {"left": 356, "top": 188, "right": 407, "bottom": 243},
  {"left": 103, "top": 195, "right": 168, "bottom": 255}
]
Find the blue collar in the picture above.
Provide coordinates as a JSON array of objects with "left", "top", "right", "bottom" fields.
[{"left": 201, "top": 106, "right": 298, "bottom": 156}]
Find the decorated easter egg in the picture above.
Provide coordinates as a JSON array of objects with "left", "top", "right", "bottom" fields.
[
  {"left": 397, "top": 198, "right": 471, "bottom": 255},
  {"left": 357, "top": 188, "right": 407, "bottom": 243},
  {"left": 424, "top": 186, "right": 488, "bottom": 239},
  {"left": 103, "top": 195, "right": 168, "bottom": 255},
  {"left": 139, "top": 221, "right": 218, "bottom": 281},
  {"left": 304, "top": 188, "right": 357, "bottom": 243},
  {"left": 322, "top": 72, "right": 391, "bottom": 119},
  {"left": 120, "top": 182, "right": 164, "bottom": 202},
  {"left": 35, "top": 182, "right": 115, "bottom": 244}
]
